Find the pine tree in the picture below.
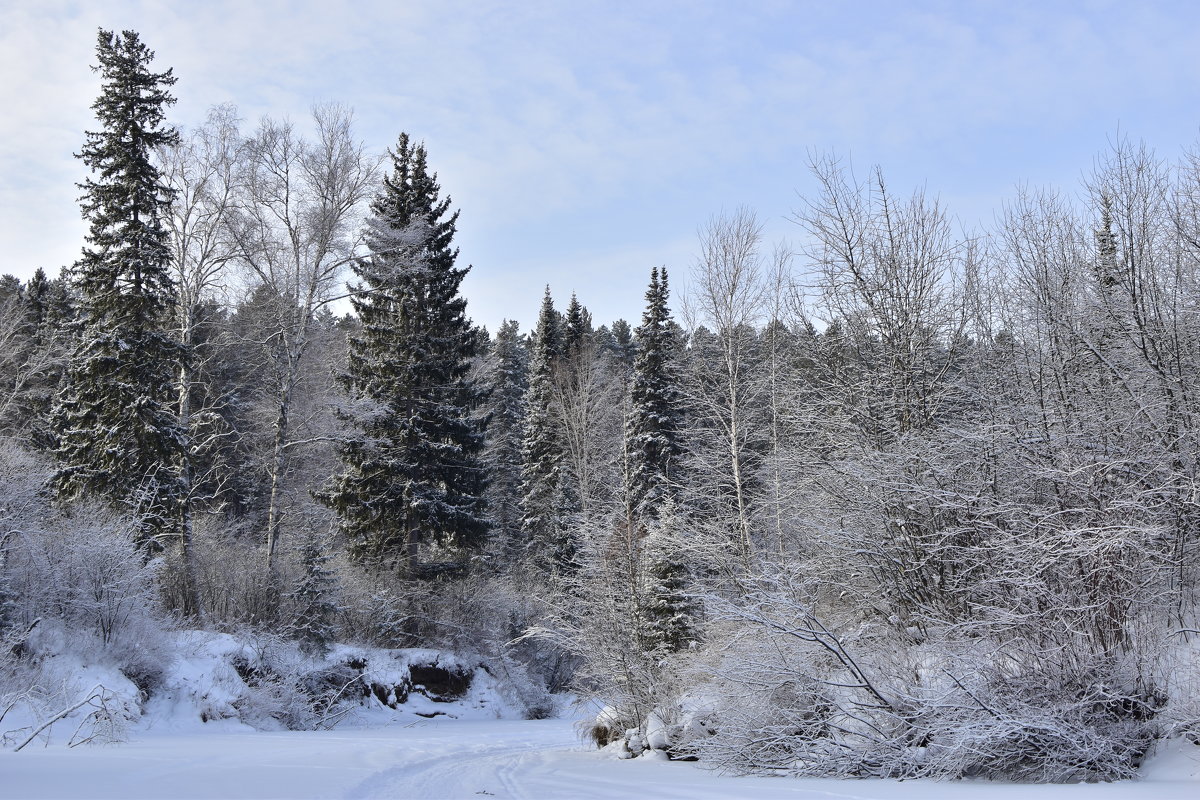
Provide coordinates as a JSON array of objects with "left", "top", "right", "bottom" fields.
[
  {"left": 321, "top": 133, "right": 487, "bottom": 574},
  {"left": 520, "top": 288, "right": 574, "bottom": 570},
  {"left": 50, "top": 29, "right": 184, "bottom": 548},
  {"left": 626, "top": 268, "right": 684, "bottom": 519}
]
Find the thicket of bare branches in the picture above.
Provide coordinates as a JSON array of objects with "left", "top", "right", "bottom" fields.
[{"left": 665, "top": 142, "right": 1200, "bottom": 780}]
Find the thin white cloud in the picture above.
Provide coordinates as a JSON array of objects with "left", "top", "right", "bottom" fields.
[{"left": 4, "top": 0, "right": 1200, "bottom": 329}]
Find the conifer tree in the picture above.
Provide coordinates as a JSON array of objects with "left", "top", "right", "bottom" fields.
[
  {"left": 520, "top": 288, "right": 574, "bottom": 570},
  {"left": 606, "top": 318, "right": 637, "bottom": 376},
  {"left": 0, "top": 271, "right": 68, "bottom": 447},
  {"left": 0, "top": 277, "right": 35, "bottom": 437},
  {"left": 50, "top": 29, "right": 184, "bottom": 548},
  {"left": 288, "top": 533, "right": 339, "bottom": 656},
  {"left": 321, "top": 134, "right": 486, "bottom": 573},
  {"left": 622, "top": 268, "right": 694, "bottom": 653},
  {"left": 563, "top": 293, "right": 593, "bottom": 354},
  {"left": 641, "top": 500, "right": 700, "bottom": 653},
  {"left": 482, "top": 319, "right": 528, "bottom": 563},
  {"left": 626, "top": 268, "right": 684, "bottom": 518},
  {"left": 23, "top": 269, "right": 51, "bottom": 331}
]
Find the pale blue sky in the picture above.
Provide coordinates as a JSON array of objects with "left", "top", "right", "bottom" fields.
[{"left": 3, "top": 0, "right": 1200, "bottom": 332}]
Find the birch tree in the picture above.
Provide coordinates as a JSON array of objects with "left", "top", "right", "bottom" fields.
[{"left": 229, "top": 104, "right": 377, "bottom": 571}]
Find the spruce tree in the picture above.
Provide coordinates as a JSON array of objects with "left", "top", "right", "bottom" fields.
[
  {"left": 23, "top": 269, "right": 51, "bottom": 331},
  {"left": 625, "top": 268, "right": 695, "bottom": 654},
  {"left": 641, "top": 500, "right": 700, "bottom": 653},
  {"left": 288, "top": 533, "right": 339, "bottom": 656},
  {"left": 626, "top": 267, "right": 684, "bottom": 518},
  {"left": 563, "top": 292, "right": 593, "bottom": 354},
  {"left": 0, "top": 277, "right": 34, "bottom": 438},
  {"left": 519, "top": 288, "right": 573, "bottom": 570},
  {"left": 20, "top": 270, "right": 74, "bottom": 450},
  {"left": 482, "top": 319, "right": 528, "bottom": 564},
  {"left": 50, "top": 29, "right": 184, "bottom": 548},
  {"left": 606, "top": 318, "right": 637, "bottom": 377},
  {"left": 321, "top": 133, "right": 486, "bottom": 573}
]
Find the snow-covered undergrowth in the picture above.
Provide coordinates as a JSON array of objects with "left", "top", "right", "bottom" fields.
[
  {"left": 1, "top": 628, "right": 550, "bottom": 751},
  {"left": 0, "top": 445, "right": 557, "bottom": 751},
  {"left": 576, "top": 614, "right": 1200, "bottom": 783},
  {"left": 581, "top": 647, "right": 1200, "bottom": 783}
]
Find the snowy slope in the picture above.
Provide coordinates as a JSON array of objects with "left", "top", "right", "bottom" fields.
[{"left": 1, "top": 629, "right": 537, "bottom": 753}]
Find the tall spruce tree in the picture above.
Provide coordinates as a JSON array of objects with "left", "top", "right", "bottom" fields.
[
  {"left": 50, "top": 29, "right": 184, "bottom": 548},
  {"left": 482, "top": 319, "right": 528, "bottom": 564},
  {"left": 321, "top": 134, "right": 486, "bottom": 573},
  {"left": 520, "top": 288, "right": 574, "bottom": 570},
  {"left": 625, "top": 268, "right": 695, "bottom": 653},
  {"left": 626, "top": 267, "right": 684, "bottom": 518}
]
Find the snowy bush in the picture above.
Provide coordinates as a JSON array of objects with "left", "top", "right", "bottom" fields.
[
  {"left": 225, "top": 629, "right": 317, "bottom": 730},
  {"left": 0, "top": 444, "right": 171, "bottom": 687},
  {"left": 188, "top": 515, "right": 288, "bottom": 625},
  {"left": 678, "top": 554, "right": 1176, "bottom": 782},
  {"left": 914, "top": 665, "right": 1162, "bottom": 781}
]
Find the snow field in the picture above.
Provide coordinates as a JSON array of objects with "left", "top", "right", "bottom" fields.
[{"left": 3, "top": 718, "right": 1199, "bottom": 799}]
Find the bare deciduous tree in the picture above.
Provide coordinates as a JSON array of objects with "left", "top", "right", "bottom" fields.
[
  {"left": 157, "top": 103, "right": 245, "bottom": 613},
  {"left": 683, "top": 208, "right": 771, "bottom": 564},
  {"left": 229, "top": 104, "right": 378, "bottom": 571}
]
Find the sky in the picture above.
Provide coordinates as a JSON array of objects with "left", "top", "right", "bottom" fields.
[{"left": 3, "top": 0, "right": 1200, "bottom": 333}]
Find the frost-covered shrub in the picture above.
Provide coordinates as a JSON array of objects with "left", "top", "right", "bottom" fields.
[
  {"left": 906, "top": 659, "right": 1165, "bottom": 782},
  {"left": 0, "top": 445, "right": 171, "bottom": 693},
  {"left": 223, "top": 629, "right": 369, "bottom": 730},
  {"left": 681, "top": 623, "right": 864, "bottom": 775},
  {"left": 189, "top": 516, "right": 288, "bottom": 625},
  {"left": 688, "top": 609, "right": 1168, "bottom": 782},
  {"left": 12, "top": 506, "right": 171, "bottom": 686},
  {"left": 232, "top": 668, "right": 312, "bottom": 731},
  {"left": 1160, "top": 641, "right": 1200, "bottom": 746},
  {"left": 224, "top": 629, "right": 315, "bottom": 730}
]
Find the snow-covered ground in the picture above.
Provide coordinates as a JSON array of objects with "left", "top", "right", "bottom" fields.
[
  {"left": 4, "top": 630, "right": 1199, "bottom": 798},
  {"left": 3, "top": 717, "right": 1199, "bottom": 800}
]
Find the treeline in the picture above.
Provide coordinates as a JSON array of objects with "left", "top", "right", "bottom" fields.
[{"left": 3, "top": 27, "right": 1200, "bottom": 780}]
